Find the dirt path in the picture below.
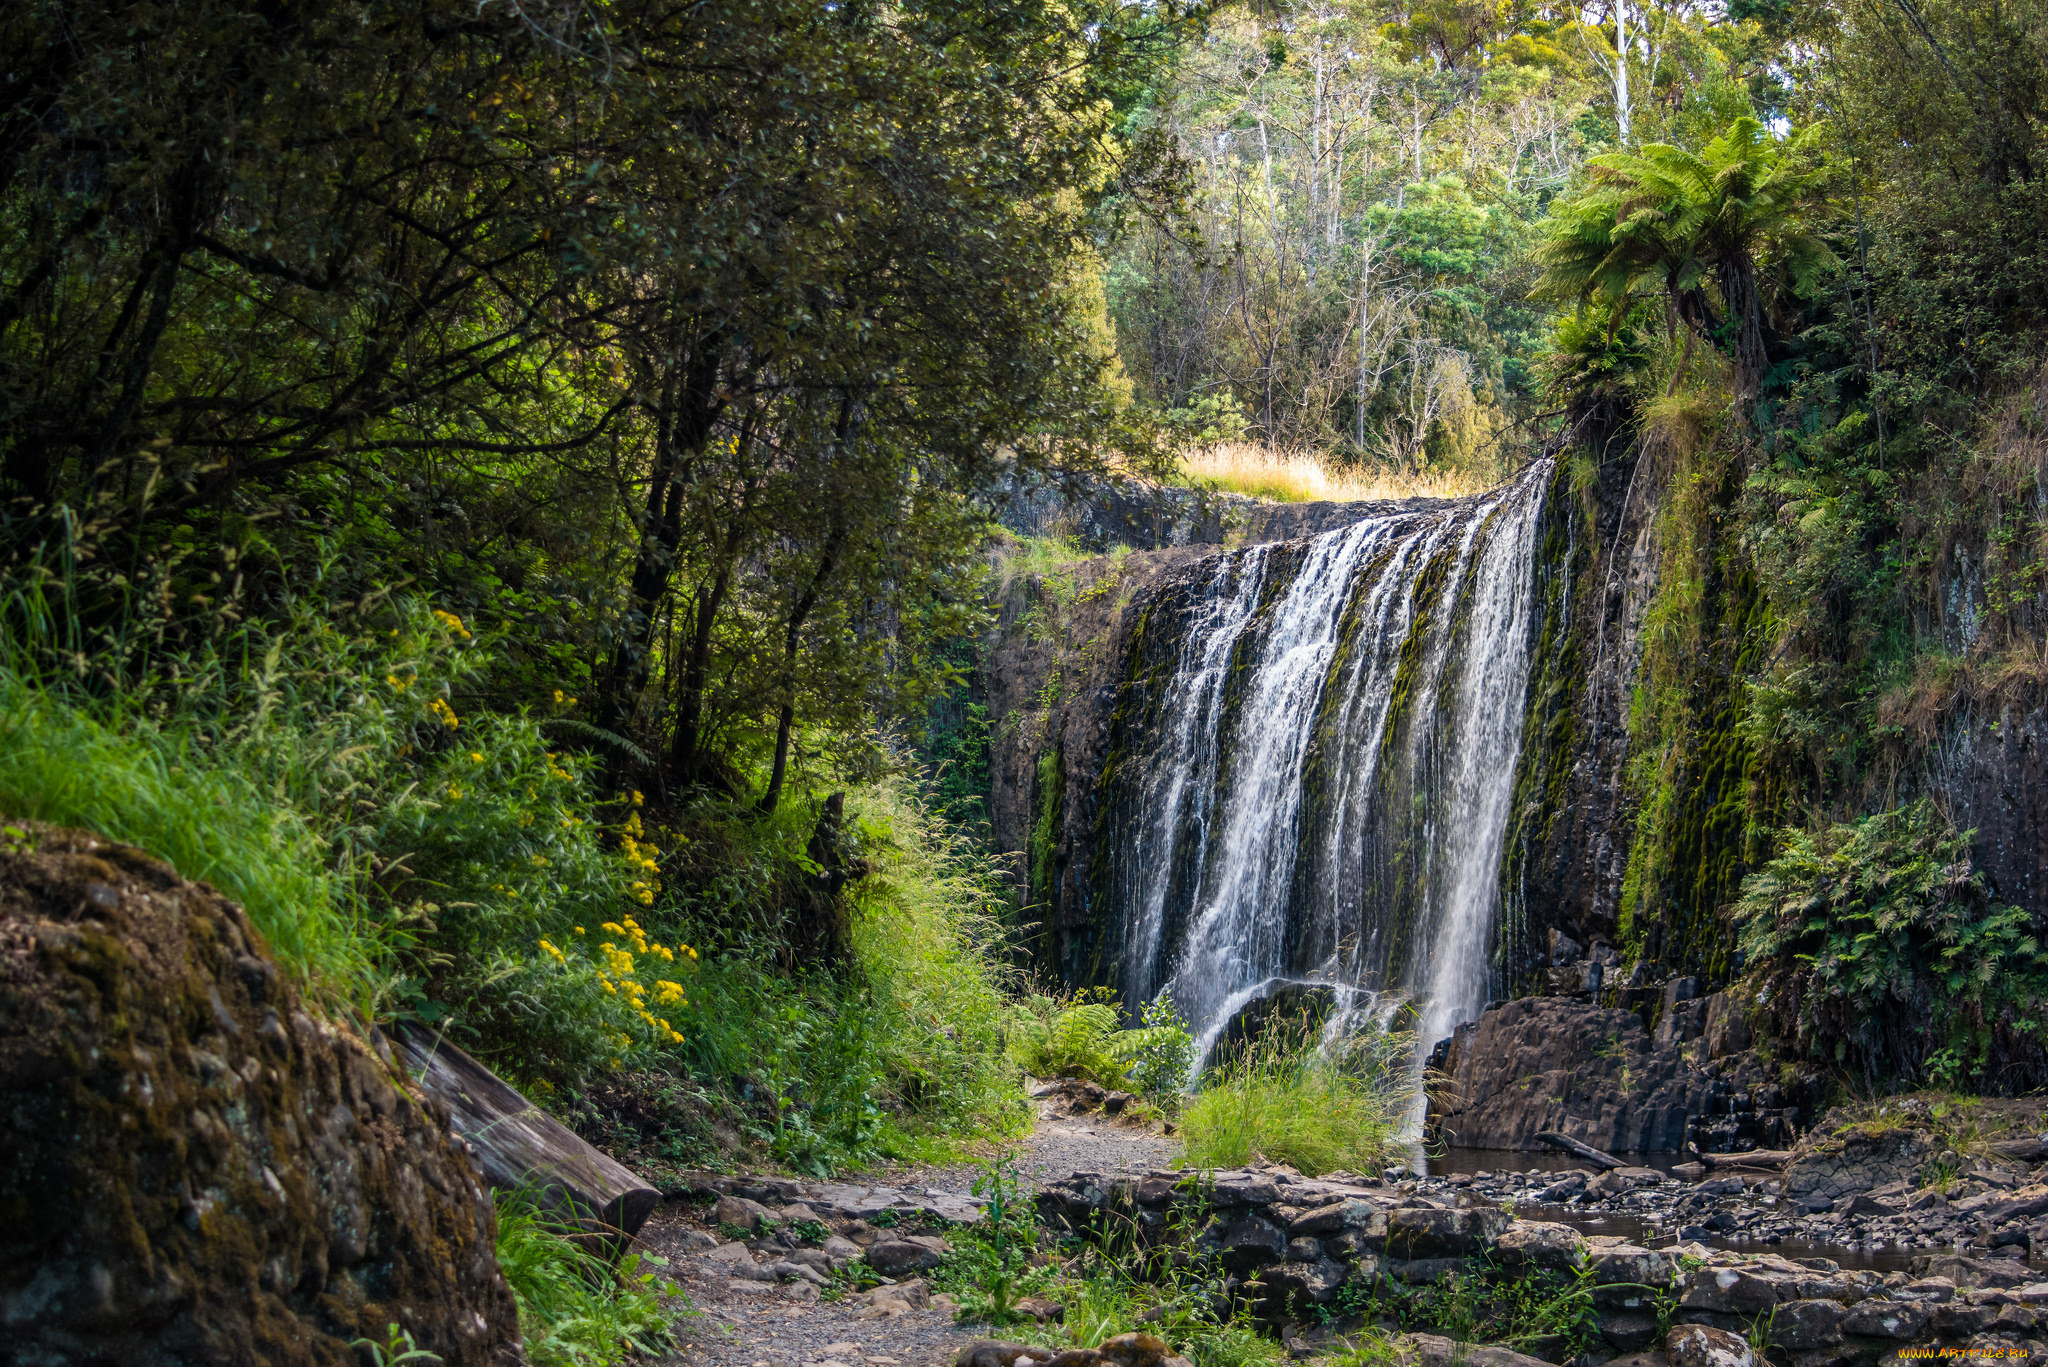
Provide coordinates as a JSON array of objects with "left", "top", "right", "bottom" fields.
[{"left": 650, "top": 1097, "right": 1173, "bottom": 1367}]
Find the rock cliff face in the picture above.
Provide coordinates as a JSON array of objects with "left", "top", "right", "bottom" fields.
[
  {"left": 0, "top": 822, "right": 521, "bottom": 1366},
  {"left": 1426, "top": 994, "right": 1807, "bottom": 1154},
  {"left": 982, "top": 544, "right": 1219, "bottom": 979},
  {"left": 1937, "top": 699, "right": 2048, "bottom": 927}
]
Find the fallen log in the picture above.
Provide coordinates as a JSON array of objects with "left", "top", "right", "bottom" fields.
[
  {"left": 1533, "top": 1131, "right": 1624, "bottom": 1170},
  {"left": 391, "top": 1022, "right": 658, "bottom": 1257},
  {"left": 1699, "top": 1149, "right": 1793, "bottom": 1170},
  {"left": 1990, "top": 1138, "right": 2048, "bottom": 1163}
]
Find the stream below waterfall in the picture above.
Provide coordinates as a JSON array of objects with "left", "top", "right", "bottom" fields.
[{"left": 1100, "top": 460, "right": 1552, "bottom": 1079}]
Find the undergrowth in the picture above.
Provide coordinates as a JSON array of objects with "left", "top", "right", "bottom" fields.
[{"left": 493, "top": 1193, "right": 673, "bottom": 1367}]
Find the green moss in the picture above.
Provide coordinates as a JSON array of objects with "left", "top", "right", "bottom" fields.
[{"left": 1029, "top": 743, "right": 1065, "bottom": 914}]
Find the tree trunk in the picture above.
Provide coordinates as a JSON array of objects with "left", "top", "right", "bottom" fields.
[
  {"left": 1719, "top": 253, "right": 1771, "bottom": 394},
  {"left": 757, "top": 522, "right": 847, "bottom": 817},
  {"left": 597, "top": 338, "right": 723, "bottom": 740},
  {"left": 669, "top": 459, "right": 759, "bottom": 785}
]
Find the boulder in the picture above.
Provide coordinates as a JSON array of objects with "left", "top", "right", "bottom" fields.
[
  {"left": 1427, "top": 997, "right": 1713, "bottom": 1152},
  {"left": 1376, "top": 1204, "right": 1511, "bottom": 1258},
  {"left": 715, "top": 1194, "right": 775, "bottom": 1227},
  {"left": 1254, "top": 1258, "right": 1349, "bottom": 1314},
  {"left": 1396, "top": 1333, "right": 1556, "bottom": 1367},
  {"left": 1680, "top": 1266, "right": 1784, "bottom": 1315},
  {"left": 1913, "top": 1254, "right": 2036, "bottom": 1290},
  {"left": 1603, "top": 1313, "right": 1662, "bottom": 1351},
  {"left": 1769, "top": 1299, "right": 1846, "bottom": 1350},
  {"left": 1842, "top": 1301, "right": 1931, "bottom": 1339},
  {"left": 1668, "top": 1326, "right": 1757, "bottom": 1367},
  {"left": 1493, "top": 1220, "right": 1587, "bottom": 1270},
  {"left": 1783, "top": 1129, "right": 1929, "bottom": 1205},
  {"left": 1097, "top": 1332, "right": 1171, "bottom": 1367},
  {"left": 0, "top": 824, "right": 519, "bottom": 1365},
  {"left": 1217, "top": 1214, "right": 1287, "bottom": 1270}
]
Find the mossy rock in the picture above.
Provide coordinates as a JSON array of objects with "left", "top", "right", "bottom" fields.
[{"left": 0, "top": 821, "right": 521, "bottom": 1364}]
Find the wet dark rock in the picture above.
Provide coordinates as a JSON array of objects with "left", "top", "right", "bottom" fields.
[
  {"left": 1217, "top": 1215, "right": 1287, "bottom": 1271},
  {"left": 1427, "top": 997, "right": 1717, "bottom": 1153},
  {"left": 1770, "top": 1299, "right": 1847, "bottom": 1349},
  {"left": 1843, "top": 1300, "right": 1933, "bottom": 1338},
  {"left": 1603, "top": 1314, "right": 1662, "bottom": 1351},
  {"left": 1254, "top": 1257, "right": 1350, "bottom": 1314}
]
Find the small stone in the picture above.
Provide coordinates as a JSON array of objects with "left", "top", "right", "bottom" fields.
[
  {"left": 704, "top": 1241, "right": 753, "bottom": 1263},
  {"left": 1013, "top": 1296, "right": 1064, "bottom": 1323},
  {"left": 1667, "top": 1324, "right": 1759, "bottom": 1367}
]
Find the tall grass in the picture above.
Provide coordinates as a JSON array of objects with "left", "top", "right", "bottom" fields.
[
  {"left": 1177, "top": 1028, "right": 1413, "bottom": 1176},
  {"left": 1180, "top": 442, "right": 1494, "bottom": 504},
  {"left": 0, "top": 669, "right": 384, "bottom": 1002}
]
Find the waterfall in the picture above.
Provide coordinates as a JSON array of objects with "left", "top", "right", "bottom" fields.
[{"left": 1102, "top": 461, "right": 1550, "bottom": 1076}]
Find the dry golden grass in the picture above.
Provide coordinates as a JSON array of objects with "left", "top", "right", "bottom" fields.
[{"left": 1180, "top": 442, "right": 1493, "bottom": 503}]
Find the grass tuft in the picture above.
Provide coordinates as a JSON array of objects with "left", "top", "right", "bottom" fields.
[
  {"left": 493, "top": 1192, "right": 674, "bottom": 1367},
  {"left": 0, "top": 669, "right": 381, "bottom": 1003},
  {"left": 1177, "top": 1028, "right": 1412, "bottom": 1176}
]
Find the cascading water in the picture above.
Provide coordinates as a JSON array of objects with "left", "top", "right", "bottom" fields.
[{"left": 1100, "top": 461, "right": 1550, "bottom": 1093}]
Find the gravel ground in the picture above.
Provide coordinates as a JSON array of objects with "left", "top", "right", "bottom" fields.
[
  {"left": 882, "top": 1106, "right": 1176, "bottom": 1199},
  {"left": 651, "top": 1096, "right": 1176, "bottom": 1367}
]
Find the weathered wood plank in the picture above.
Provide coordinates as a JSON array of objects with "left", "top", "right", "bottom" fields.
[{"left": 391, "top": 1022, "right": 658, "bottom": 1256}]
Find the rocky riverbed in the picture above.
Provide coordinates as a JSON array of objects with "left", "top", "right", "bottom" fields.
[{"left": 1035, "top": 1161, "right": 2048, "bottom": 1365}]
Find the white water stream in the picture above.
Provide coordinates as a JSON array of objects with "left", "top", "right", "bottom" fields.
[{"left": 1105, "top": 462, "right": 1550, "bottom": 1096}]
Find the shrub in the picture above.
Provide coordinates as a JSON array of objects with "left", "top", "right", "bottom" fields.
[
  {"left": 1006, "top": 990, "right": 1192, "bottom": 1097},
  {"left": 1732, "top": 798, "right": 2048, "bottom": 1089}
]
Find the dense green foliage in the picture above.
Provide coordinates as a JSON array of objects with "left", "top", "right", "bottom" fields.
[
  {"left": 1733, "top": 800, "right": 2048, "bottom": 1088},
  {"left": 1502, "top": 0, "right": 2048, "bottom": 1092},
  {"left": 1005, "top": 991, "right": 1196, "bottom": 1103}
]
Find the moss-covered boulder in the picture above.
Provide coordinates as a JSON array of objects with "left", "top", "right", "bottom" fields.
[{"left": 0, "top": 822, "right": 521, "bottom": 1365}]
